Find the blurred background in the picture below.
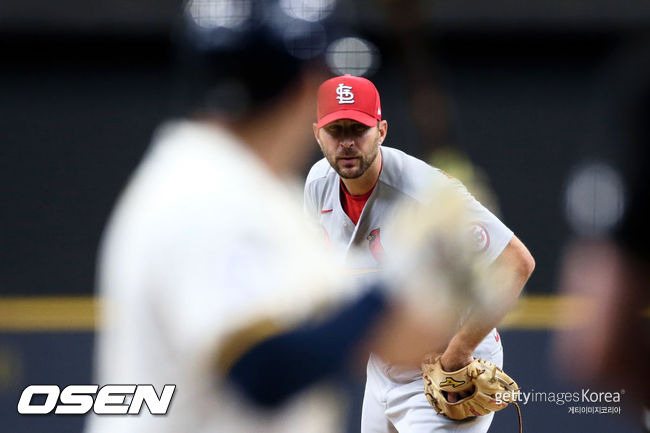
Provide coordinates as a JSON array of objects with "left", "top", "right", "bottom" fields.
[{"left": 1, "top": 0, "right": 648, "bottom": 432}]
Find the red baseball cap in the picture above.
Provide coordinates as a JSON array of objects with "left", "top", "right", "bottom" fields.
[{"left": 316, "top": 75, "right": 382, "bottom": 128}]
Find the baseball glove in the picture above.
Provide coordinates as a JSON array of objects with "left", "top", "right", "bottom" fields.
[{"left": 422, "top": 355, "right": 519, "bottom": 420}]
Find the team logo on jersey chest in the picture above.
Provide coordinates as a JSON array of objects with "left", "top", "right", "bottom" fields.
[
  {"left": 367, "top": 228, "right": 384, "bottom": 263},
  {"left": 336, "top": 83, "right": 354, "bottom": 104}
]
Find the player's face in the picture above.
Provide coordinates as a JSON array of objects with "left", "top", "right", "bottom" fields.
[{"left": 315, "top": 119, "right": 387, "bottom": 179}]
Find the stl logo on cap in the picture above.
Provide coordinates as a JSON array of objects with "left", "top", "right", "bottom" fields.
[
  {"left": 336, "top": 83, "right": 355, "bottom": 104},
  {"left": 317, "top": 75, "right": 382, "bottom": 128}
]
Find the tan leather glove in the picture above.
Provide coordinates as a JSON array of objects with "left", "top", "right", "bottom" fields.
[{"left": 422, "top": 355, "right": 519, "bottom": 420}]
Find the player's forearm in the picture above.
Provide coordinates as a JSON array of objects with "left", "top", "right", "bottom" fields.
[
  {"left": 442, "top": 236, "right": 535, "bottom": 369},
  {"left": 226, "top": 287, "right": 388, "bottom": 407}
]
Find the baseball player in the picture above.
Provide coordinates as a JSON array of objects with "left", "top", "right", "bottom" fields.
[
  {"left": 304, "top": 74, "right": 535, "bottom": 433},
  {"left": 84, "top": 4, "right": 468, "bottom": 433}
]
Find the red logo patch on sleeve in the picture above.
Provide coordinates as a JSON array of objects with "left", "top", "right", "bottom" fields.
[{"left": 468, "top": 222, "right": 490, "bottom": 253}]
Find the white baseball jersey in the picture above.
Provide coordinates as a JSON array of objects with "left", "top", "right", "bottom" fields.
[
  {"left": 304, "top": 145, "right": 514, "bottom": 433},
  {"left": 304, "top": 146, "right": 513, "bottom": 270},
  {"left": 85, "top": 120, "right": 354, "bottom": 433}
]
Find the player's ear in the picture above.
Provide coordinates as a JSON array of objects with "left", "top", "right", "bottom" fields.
[
  {"left": 313, "top": 123, "right": 323, "bottom": 149},
  {"left": 377, "top": 120, "right": 388, "bottom": 145}
]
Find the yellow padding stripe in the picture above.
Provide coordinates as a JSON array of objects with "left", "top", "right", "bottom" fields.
[
  {"left": 498, "top": 295, "right": 591, "bottom": 330},
  {"left": 0, "top": 295, "right": 646, "bottom": 332},
  {"left": 0, "top": 297, "right": 97, "bottom": 332}
]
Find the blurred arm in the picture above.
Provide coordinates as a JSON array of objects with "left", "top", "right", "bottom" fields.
[
  {"left": 226, "top": 281, "right": 455, "bottom": 407},
  {"left": 225, "top": 288, "right": 387, "bottom": 407},
  {"left": 440, "top": 235, "right": 535, "bottom": 370}
]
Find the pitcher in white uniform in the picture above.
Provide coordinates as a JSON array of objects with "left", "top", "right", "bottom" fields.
[{"left": 305, "top": 74, "right": 535, "bottom": 433}]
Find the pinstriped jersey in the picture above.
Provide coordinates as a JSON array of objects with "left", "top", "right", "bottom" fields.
[{"left": 303, "top": 146, "right": 514, "bottom": 272}]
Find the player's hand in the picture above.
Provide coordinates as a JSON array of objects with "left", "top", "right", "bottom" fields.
[
  {"left": 439, "top": 352, "right": 475, "bottom": 403},
  {"left": 440, "top": 351, "right": 473, "bottom": 372}
]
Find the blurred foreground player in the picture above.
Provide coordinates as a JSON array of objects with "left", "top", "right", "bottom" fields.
[
  {"left": 84, "top": 2, "right": 470, "bottom": 433},
  {"left": 305, "top": 75, "right": 535, "bottom": 433}
]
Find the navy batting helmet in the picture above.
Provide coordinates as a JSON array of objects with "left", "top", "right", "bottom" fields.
[{"left": 174, "top": 0, "right": 341, "bottom": 117}]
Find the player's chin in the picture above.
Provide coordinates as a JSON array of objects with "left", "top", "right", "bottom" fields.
[
  {"left": 338, "top": 170, "right": 363, "bottom": 179},
  {"left": 336, "top": 163, "right": 362, "bottom": 179}
]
